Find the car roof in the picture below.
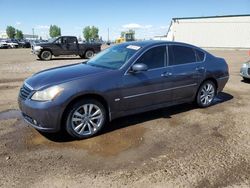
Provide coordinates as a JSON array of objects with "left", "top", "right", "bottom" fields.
[{"left": 119, "top": 40, "right": 201, "bottom": 49}]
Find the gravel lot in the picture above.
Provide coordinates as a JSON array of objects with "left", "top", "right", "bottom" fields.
[{"left": 0, "top": 48, "right": 249, "bottom": 187}]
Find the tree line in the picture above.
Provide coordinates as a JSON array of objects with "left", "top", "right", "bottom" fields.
[
  {"left": 6, "top": 26, "right": 24, "bottom": 39},
  {"left": 5, "top": 25, "right": 99, "bottom": 42}
]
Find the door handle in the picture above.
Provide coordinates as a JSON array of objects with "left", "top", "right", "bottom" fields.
[
  {"left": 195, "top": 67, "right": 205, "bottom": 71},
  {"left": 161, "top": 72, "right": 172, "bottom": 77}
]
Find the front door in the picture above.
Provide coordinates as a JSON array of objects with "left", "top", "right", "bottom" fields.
[
  {"left": 53, "top": 37, "right": 68, "bottom": 55},
  {"left": 120, "top": 45, "right": 173, "bottom": 111}
]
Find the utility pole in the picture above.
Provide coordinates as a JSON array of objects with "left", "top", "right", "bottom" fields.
[{"left": 32, "top": 28, "right": 34, "bottom": 39}]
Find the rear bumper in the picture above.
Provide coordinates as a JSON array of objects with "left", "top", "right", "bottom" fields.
[{"left": 216, "top": 76, "right": 229, "bottom": 93}]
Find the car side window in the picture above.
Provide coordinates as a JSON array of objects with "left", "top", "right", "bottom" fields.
[
  {"left": 195, "top": 49, "right": 205, "bottom": 62},
  {"left": 54, "top": 38, "right": 62, "bottom": 44},
  {"left": 68, "top": 37, "right": 77, "bottom": 44},
  {"left": 168, "top": 45, "right": 196, "bottom": 66},
  {"left": 62, "top": 37, "right": 67, "bottom": 44},
  {"left": 135, "top": 46, "right": 166, "bottom": 69}
]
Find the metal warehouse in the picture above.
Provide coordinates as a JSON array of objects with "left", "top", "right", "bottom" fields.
[{"left": 166, "top": 14, "right": 250, "bottom": 49}]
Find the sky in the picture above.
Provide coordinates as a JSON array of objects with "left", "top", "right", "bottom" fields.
[{"left": 0, "top": 0, "right": 249, "bottom": 40}]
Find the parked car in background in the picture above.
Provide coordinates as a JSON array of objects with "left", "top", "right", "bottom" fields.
[
  {"left": 18, "top": 41, "right": 229, "bottom": 139},
  {"left": 18, "top": 39, "right": 31, "bottom": 48},
  {"left": 31, "top": 36, "right": 102, "bottom": 60},
  {"left": 6, "top": 39, "right": 19, "bottom": 48},
  {"left": 0, "top": 40, "right": 10, "bottom": 49},
  {"left": 240, "top": 60, "right": 250, "bottom": 81}
]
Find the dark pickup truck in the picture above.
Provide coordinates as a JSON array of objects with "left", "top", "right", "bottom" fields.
[{"left": 32, "top": 36, "right": 101, "bottom": 60}]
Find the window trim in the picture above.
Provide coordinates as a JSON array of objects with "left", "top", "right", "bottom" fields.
[
  {"left": 167, "top": 44, "right": 206, "bottom": 67},
  {"left": 195, "top": 49, "right": 206, "bottom": 62},
  {"left": 124, "top": 44, "right": 167, "bottom": 75}
]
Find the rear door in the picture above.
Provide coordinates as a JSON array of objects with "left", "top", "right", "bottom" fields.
[
  {"left": 168, "top": 45, "right": 204, "bottom": 101},
  {"left": 120, "top": 45, "right": 173, "bottom": 111}
]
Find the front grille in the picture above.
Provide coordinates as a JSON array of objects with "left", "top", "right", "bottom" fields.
[
  {"left": 19, "top": 84, "right": 32, "bottom": 100},
  {"left": 248, "top": 68, "right": 250, "bottom": 75}
]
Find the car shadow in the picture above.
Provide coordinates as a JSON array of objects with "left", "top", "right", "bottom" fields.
[
  {"left": 241, "top": 79, "right": 250, "bottom": 84},
  {"left": 39, "top": 92, "right": 233, "bottom": 142},
  {"left": 36, "top": 57, "right": 87, "bottom": 61},
  {"left": 104, "top": 92, "right": 233, "bottom": 133}
]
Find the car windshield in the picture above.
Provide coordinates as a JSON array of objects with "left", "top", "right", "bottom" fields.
[
  {"left": 87, "top": 44, "right": 141, "bottom": 69},
  {"left": 50, "top": 38, "right": 59, "bottom": 43}
]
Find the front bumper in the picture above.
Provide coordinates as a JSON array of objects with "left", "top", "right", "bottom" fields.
[
  {"left": 31, "top": 49, "right": 41, "bottom": 55},
  {"left": 240, "top": 66, "right": 250, "bottom": 79},
  {"left": 31, "top": 46, "right": 42, "bottom": 55},
  {"left": 18, "top": 96, "right": 62, "bottom": 132}
]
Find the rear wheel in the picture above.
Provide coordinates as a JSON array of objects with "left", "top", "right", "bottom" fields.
[
  {"left": 40, "top": 50, "right": 52, "bottom": 60},
  {"left": 65, "top": 99, "right": 106, "bottom": 139},
  {"left": 84, "top": 50, "right": 94, "bottom": 59},
  {"left": 196, "top": 80, "right": 216, "bottom": 108}
]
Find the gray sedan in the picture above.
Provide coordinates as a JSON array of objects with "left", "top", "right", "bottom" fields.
[
  {"left": 18, "top": 41, "right": 229, "bottom": 139},
  {"left": 240, "top": 60, "right": 250, "bottom": 81}
]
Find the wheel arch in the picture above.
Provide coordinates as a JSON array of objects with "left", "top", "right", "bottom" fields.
[
  {"left": 60, "top": 93, "right": 110, "bottom": 128},
  {"left": 40, "top": 48, "right": 53, "bottom": 56},
  {"left": 85, "top": 48, "right": 95, "bottom": 53},
  {"left": 201, "top": 77, "right": 218, "bottom": 90},
  {"left": 195, "top": 77, "right": 218, "bottom": 100}
]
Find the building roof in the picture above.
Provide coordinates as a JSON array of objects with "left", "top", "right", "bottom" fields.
[{"left": 172, "top": 14, "right": 250, "bottom": 21}]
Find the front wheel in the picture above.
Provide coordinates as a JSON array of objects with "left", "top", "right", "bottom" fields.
[
  {"left": 65, "top": 99, "right": 106, "bottom": 139},
  {"left": 40, "top": 50, "right": 52, "bottom": 60},
  {"left": 196, "top": 81, "right": 216, "bottom": 108}
]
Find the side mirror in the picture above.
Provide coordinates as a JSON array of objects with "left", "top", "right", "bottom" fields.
[{"left": 131, "top": 63, "right": 148, "bottom": 73}]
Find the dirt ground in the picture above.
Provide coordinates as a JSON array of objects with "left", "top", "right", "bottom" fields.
[{"left": 0, "top": 48, "right": 249, "bottom": 188}]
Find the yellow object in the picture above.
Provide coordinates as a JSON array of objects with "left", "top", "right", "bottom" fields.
[{"left": 115, "top": 31, "right": 135, "bottom": 44}]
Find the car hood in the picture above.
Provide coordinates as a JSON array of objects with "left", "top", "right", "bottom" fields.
[
  {"left": 26, "top": 63, "right": 110, "bottom": 90},
  {"left": 35, "top": 42, "right": 52, "bottom": 46}
]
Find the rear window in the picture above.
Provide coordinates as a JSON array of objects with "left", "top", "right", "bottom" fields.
[
  {"left": 67, "top": 37, "right": 77, "bottom": 44},
  {"left": 168, "top": 45, "right": 196, "bottom": 66},
  {"left": 195, "top": 49, "right": 205, "bottom": 61}
]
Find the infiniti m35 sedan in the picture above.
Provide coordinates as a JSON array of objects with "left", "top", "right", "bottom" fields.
[{"left": 18, "top": 41, "right": 229, "bottom": 139}]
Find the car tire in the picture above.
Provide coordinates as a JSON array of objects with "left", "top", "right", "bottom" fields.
[
  {"left": 40, "top": 50, "right": 52, "bottom": 61},
  {"left": 196, "top": 80, "right": 216, "bottom": 108},
  {"left": 84, "top": 50, "right": 94, "bottom": 59},
  {"left": 65, "top": 99, "right": 106, "bottom": 139}
]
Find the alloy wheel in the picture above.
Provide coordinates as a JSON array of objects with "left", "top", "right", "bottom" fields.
[
  {"left": 71, "top": 103, "right": 104, "bottom": 136},
  {"left": 199, "top": 83, "right": 215, "bottom": 105}
]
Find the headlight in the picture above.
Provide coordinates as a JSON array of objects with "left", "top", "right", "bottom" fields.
[
  {"left": 34, "top": 46, "right": 43, "bottom": 51},
  {"left": 31, "top": 86, "right": 64, "bottom": 101}
]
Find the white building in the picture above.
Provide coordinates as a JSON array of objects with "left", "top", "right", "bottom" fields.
[
  {"left": 0, "top": 31, "right": 8, "bottom": 39},
  {"left": 166, "top": 14, "right": 250, "bottom": 49}
]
